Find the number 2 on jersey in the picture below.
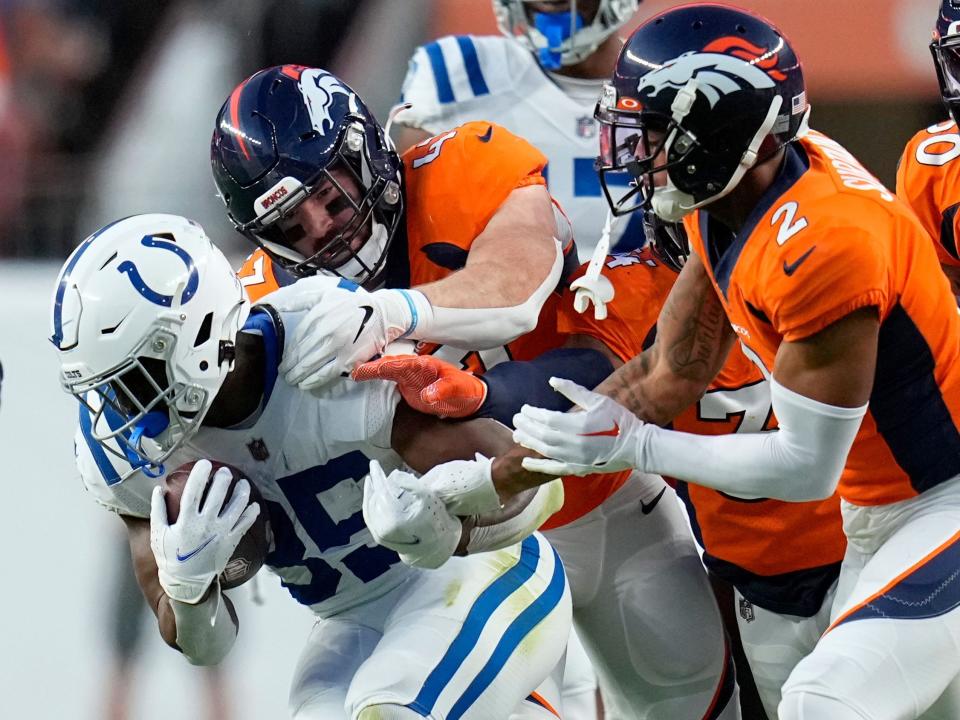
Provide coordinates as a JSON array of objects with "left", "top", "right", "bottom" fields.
[{"left": 771, "top": 201, "right": 808, "bottom": 246}]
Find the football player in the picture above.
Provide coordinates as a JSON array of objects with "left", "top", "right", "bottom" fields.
[
  {"left": 395, "top": 0, "right": 645, "bottom": 258},
  {"left": 897, "top": 0, "right": 960, "bottom": 298},
  {"left": 212, "top": 65, "right": 575, "bottom": 391},
  {"left": 371, "top": 6, "right": 960, "bottom": 719},
  {"left": 213, "top": 67, "right": 740, "bottom": 719},
  {"left": 52, "top": 214, "right": 572, "bottom": 720},
  {"left": 357, "top": 215, "right": 845, "bottom": 719}
]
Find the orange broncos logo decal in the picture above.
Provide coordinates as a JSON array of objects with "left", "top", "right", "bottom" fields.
[{"left": 703, "top": 36, "right": 788, "bottom": 82}]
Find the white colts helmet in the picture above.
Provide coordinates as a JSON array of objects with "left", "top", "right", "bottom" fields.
[
  {"left": 493, "top": 0, "right": 639, "bottom": 68},
  {"left": 51, "top": 214, "right": 249, "bottom": 479}
]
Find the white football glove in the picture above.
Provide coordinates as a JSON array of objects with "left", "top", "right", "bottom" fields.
[
  {"left": 512, "top": 377, "right": 649, "bottom": 476},
  {"left": 418, "top": 453, "right": 501, "bottom": 516},
  {"left": 279, "top": 286, "right": 421, "bottom": 391},
  {"left": 150, "top": 460, "right": 261, "bottom": 604},
  {"left": 363, "top": 460, "right": 462, "bottom": 570}
]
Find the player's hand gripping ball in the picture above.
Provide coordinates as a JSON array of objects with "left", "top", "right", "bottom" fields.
[{"left": 162, "top": 460, "right": 269, "bottom": 591}]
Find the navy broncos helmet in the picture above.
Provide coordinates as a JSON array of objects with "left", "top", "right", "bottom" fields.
[
  {"left": 595, "top": 4, "right": 808, "bottom": 222},
  {"left": 211, "top": 65, "right": 403, "bottom": 285},
  {"left": 932, "top": 1, "right": 960, "bottom": 126}
]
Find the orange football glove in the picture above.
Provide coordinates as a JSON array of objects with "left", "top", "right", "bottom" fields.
[{"left": 352, "top": 354, "right": 487, "bottom": 418}]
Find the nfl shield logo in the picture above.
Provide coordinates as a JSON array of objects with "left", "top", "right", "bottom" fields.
[
  {"left": 576, "top": 116, "right": 596, "bottom": 139},
  {"left": 247, "top": 438, "right": 270, "bottom": 462},
  {"left": 739, "top": 597, "right": 755, "bottom": 623}
]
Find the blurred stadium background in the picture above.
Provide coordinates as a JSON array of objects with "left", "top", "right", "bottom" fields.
[{"left": 0, "top": 1, "right": 942, "bottom": 718}]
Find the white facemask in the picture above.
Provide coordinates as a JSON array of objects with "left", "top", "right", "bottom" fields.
[{"left": 334, "top": 220, "right": 390, "bottom": 288}]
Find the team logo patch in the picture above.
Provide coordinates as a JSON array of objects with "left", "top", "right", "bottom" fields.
[
  {"left": 576, "top": 116, "right": 597, "bottom": 138},
  {"left": 739, "top": 596, "right": 756, "bottom": 623},
  {"left": 637, "top": 51, "right": 776, "bottom": 109},
  {"left": 247, "top": 438, "right": 270, "bottom": 462},
  {"left": 300, "top": 69, "right": 356, "bottom": 135}
]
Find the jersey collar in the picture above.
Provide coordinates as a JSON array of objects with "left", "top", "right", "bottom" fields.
[{"left": 702, "top": 143, "right": 811, "bottom": 297}]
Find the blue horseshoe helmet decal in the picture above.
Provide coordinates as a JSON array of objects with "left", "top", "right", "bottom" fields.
[{"left": 117, "top": 235, "right": 200, "bottom": 307}]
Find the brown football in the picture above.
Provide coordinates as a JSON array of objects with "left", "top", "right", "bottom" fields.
[{"left": 163, "top": 459, "right": 269, "bottom": 590}]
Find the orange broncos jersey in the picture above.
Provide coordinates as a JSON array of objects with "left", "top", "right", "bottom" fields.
[
  {"left": 687, "top": 130, "right": 960, "bottom": 508},
  {"left": 558, "top": 248, "right": 845, "bottom": 615},
  {"left": 896, "top": 120, "right": 960, "bottom": 269},
  {"left": 239, "top": 121, "right": 576, "bottom": 363}
]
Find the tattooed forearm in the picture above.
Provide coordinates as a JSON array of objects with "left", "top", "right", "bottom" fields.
[
  {"left": 594, "top": 351, "right": 673, "bottom": 423},
  {"left": 596, "top": 254, "right": 733, "bottom": 425},
  {"left": 661, "top": 277, "right": 730, "bottom": 380}
]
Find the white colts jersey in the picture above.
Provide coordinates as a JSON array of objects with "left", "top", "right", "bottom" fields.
[
  {"left": 75, "top": 306, "right": 411, "bottom": 618},
  {"left": 399, "top": 34, "right": 646, "bottom": 259}
]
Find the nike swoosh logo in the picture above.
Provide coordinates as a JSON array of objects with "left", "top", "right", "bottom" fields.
[
  {"left": 176, "top": 535, "right": 217, "bottom": 562},
  {"left": 353, "top": 305, "right": 375, "bottom": 343},
  {"left": 782, "top": 246, "right": 816, "bottom": 276},
  {"left": 640, "top": 487, "right": 667, "bottom": 515},
  {"left": 581, "top": 422, "right": 620, "bottom": 437},
  {"left": 478, "top": 125, "right": 494, "bottom": 143}
]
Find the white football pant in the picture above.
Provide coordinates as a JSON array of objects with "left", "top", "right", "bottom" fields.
[
  {"left": 780, "top": 475, "right": 960, "bottom": 720},
  {"left": 735, "top": 581, "right": 836, "bottom": 718},
  {"left": 288, "top": 533, "right": 571, "bottom": 720},
  {"left": 545, "top": 473, "right": 741, "bottom": 720}
]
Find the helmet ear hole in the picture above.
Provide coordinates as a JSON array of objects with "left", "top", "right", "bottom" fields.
[{"left": 194, "top": 312, "right": 214, "bottom": 347}]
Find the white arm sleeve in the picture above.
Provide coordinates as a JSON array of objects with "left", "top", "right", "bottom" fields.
[
  {"left": 170, "top": 585, "right": 237, "bottom": 666},
  {"left": 642, "top": 378, "right": 867, "bottom": 501},
  {"left": 404, "top": 238, "right": 564, "bottom": 349},
  {"left": 465, "top": 479, "right": 565, "bottom": 553}
]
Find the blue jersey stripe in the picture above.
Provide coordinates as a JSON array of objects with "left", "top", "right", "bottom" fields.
[
  {"left": 408, "top": 536, "right": 540, "bottom": 714},
  {"left": 425, "top": 42, "right": 455, "bottom": 105},
  {"left": 447, "top": 543, "right": 567, "bottom": 720},
  {"left": 79, "top": 404, "right": 122, "bottom": 487},
  {"left": 834, "top": 530, "right": 960, "bottom": 626},
  {"left": 455, "top": 36, "right": 490, "bottom": 98}
]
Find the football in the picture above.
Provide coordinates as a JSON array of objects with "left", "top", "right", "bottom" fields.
[{"left": 163, "top": 459, "right": 270, "bottom": 590}]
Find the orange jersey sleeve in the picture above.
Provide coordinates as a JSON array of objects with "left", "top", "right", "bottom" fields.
[
  {"left": 402, "top": 120, "right": 571, "bottom": 362},
  {"left": 236, "top": 249, "right": 297, "bottom": 303},
  {"left": 402, "top": 121, "right": 547, "bottom": 285},
  {"left": 897, "top": 120, "right": 960, "bottom": 268}
]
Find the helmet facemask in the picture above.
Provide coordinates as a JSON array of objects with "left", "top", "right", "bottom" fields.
[
  {"left": 642, "top": 211, "right": 689, "bottom": 272},
  {"left": 932, "top": 27, "right": 960, "bottom": 126},
  {"left": 493, "top": 0, "right": 639, "bottom": 70},
  {"left": 71, "top": 329, "right": 210, "bottom": 478},
  {"left": 237, "top": 117, "right": 403, "bottom": 288}
]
